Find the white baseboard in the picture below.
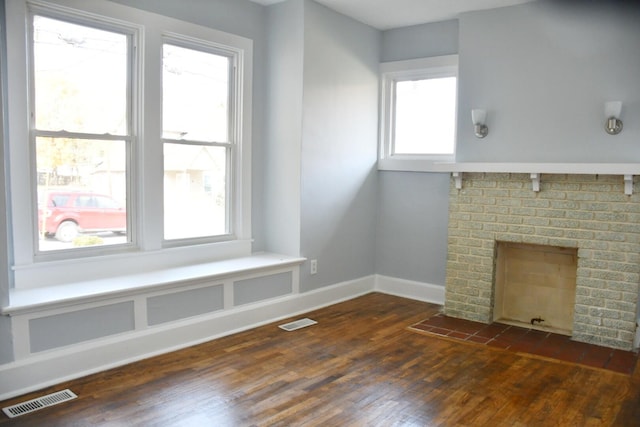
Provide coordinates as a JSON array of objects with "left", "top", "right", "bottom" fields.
[
  {"left": 374, "top": 275, "right": 444, "bottom": 305},
  {"left": 0, "top": 275, "right": 374, "bottom": 401}
]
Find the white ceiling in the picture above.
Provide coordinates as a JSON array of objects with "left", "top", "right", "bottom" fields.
[{"left": 251, "top": 0, "right": 536, "bottom": 30}]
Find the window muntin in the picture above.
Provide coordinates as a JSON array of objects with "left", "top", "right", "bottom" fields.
[
  {"left": 379, "top": 55, "right": 459, "bottom": 170},
  {"left": 393, "top": 77, "right": 457, "bottom": 155},
  {"left": 32, "top": 15, "right": 131, "bottom": 252},
  {"left": 162, "top": 42, "right": 233, "bottom": 241}
]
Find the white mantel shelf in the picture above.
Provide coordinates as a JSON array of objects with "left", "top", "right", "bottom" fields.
[
  {"left": 435, "top": 162, "right": 640, "bottom": 174},
  {"left": 434, "top": 163, "right": 640, "bottom": 195}
]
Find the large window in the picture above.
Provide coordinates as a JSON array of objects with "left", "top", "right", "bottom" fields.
[
  {"left": 162, "top": 43, "right": 232, "bottom": 241},
  {"left": 32, "top": 15, "right": 130, "bottom": 252},
  {"left": 379, "top": 55, "right": 458, "bottom": 171},
  {"left": 5, "top": 0, "right": 252, "bottom": 288}
]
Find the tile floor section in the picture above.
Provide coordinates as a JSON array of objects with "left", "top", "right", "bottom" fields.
[{"left": 410, "top": 313, "right": 639, "bottom": 375}]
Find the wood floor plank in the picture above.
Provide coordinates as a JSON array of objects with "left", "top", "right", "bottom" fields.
[{"left": 0, "top": 292, "right": 638, "bottom": 426}]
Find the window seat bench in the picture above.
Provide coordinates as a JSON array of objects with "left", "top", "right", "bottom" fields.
[{"left": 3, "top": 253, "right": 305, "bottom": 316}]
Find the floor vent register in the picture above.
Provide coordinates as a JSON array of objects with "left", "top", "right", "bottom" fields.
[
  {"left": 2, "top": 389, "right": 77, "bottom": 418},
  {"left": 278, "top": 318, "right": 318, "bottom": 331}
]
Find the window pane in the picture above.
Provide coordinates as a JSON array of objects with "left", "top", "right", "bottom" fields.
[
  {"left": 36, "top": 138, "right": 128, "bottom": 251},
  {"left": 33, "top": 16, "right": 128, "bottom": 135},
  {"left": 164, "top": 144, "right": 227, "bottom": 240},
  {"left": 162, "top": 44, "right": 230, "bottom": 142},
  {"left": 393, "top": 77, "right": 457, "bottom": 155}
]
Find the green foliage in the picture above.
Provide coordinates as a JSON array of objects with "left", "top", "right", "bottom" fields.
[{"left": 73, "top": 235, "right": 104, "bottom": 246}]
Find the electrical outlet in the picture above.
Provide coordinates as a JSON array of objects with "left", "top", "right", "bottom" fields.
[{"left": 310, "top": 259, "right": 318, "bottom": 275}]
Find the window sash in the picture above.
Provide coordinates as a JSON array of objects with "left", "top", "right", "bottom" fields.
[
  {"left": 31, "top": 13, "right": 130, "bottom": 136},
  {"left": 391, "top": 76, "right": 457, "bottom": 156},
  {"left": 28, "top": 8, "right": 135, "bottom": 257},
  {"left": 379, "top": 55, "right": 459, "bottom": 167},
  {"left": 161, "top": 38, "right": 238, "bottom": 243},
  {"left": 161, "top": 42, "right": 233, "bottom": 144}
]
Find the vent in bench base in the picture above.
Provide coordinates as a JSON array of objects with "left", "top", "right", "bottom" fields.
[
  {"left": 279, "top": 318, "right": 317, "bottom": 331},
  {"left": 2, "top": 389, "right": 77, "bottom": 418}
]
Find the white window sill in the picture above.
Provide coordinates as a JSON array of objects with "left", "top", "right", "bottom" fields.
[
  {"left": 2, "top": 253, "right": 305, "bottom": 316},
  {"left": 377, "top": 158, "right": 455, "bottom": 172}
]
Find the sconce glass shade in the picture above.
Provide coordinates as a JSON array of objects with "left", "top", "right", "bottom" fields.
[
  {"left": 604, "top": 101, "right": 622, "bottom": 118},
  {"left": 471, "top": 109, "right": 487, "bottom": 125},
  {"left": 471, "top": 109, "right": 488, "bottom": 138},
  {"left": 604, "top": 101, "right": 623, "bottom": 135}
]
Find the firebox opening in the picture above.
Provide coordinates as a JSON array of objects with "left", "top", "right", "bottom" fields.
[{"left": 494, "top": 241, "right": 578, "bottom": 336}]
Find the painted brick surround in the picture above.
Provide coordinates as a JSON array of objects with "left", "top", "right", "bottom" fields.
[{"left": 445, "top": 172, "right": 640, "bottom": 350}]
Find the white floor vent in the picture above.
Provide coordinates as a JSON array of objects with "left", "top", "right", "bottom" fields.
[
  {"left": 278, "top": 318, "right": 317, "bottom": 331},
  {"left": 2, "top": 389, "right": 77, "bottom": 418}
]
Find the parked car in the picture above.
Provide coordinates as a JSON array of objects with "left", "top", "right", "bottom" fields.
[{"left": 38, "top": 191, "right": 126, "bottom": 242}]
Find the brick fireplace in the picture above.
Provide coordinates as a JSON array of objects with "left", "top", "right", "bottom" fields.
[{"left": 444, "top": 172, "right": 640, "bottom": 350}]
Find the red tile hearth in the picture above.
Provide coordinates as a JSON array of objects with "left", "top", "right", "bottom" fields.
[{"left": 410, "top": 313, "right": 639, "bottom": 375}]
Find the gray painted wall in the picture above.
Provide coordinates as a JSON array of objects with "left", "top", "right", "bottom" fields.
[
  {"left": 375, "top": 20, "right": 458, "bottom": 286},
  {"left": 263, "top": 0, "right": 381, "bottom": 288},
  {"left": 456, "top": 1, "right": 640, "bottom": 162},
  {"left": 264, "top": 0, "right": 304, "bottom": 256},
  {"left": 299, "top": 0, "right": 379, "bottom": 292},
  {"left": 0, "top": 0, "right": 14, "bottom": 365},
  {"left": 381, "top": 20, "right": 458, "bottom": 63},
  {"left": 376, "top": 172, "right": 450, "bottom": 285}
]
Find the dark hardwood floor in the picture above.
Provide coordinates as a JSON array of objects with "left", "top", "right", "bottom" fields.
[{"left": 1, "top": 292, "right": 639, "bottom": 426}]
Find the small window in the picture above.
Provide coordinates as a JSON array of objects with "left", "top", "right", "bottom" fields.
[
  {"left": 394, "top": 77, "right": 457, "bottom": 155},
  {"left": 379, "top": 55, "right": 458, "bottom": 171}
]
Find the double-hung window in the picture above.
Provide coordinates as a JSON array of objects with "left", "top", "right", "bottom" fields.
[
  {"left": 378, "top": 55, "right": 458, "bottom": 171},
  {"left": 5, "top": 0, "right": 252, "bottom": 289},
  {"left": 31, "top": 13, "right": 132, "bottom": 252},
  {"left": 162, "top": 41, "right": 233, "bottom": 242}
]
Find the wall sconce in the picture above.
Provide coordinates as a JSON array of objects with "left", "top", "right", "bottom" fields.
[
  {"left": 472, "top": 109, "right": 488, "bottom": 138},
  {"left": 604, "top": 101, "right": 623, "bottom": 135}
]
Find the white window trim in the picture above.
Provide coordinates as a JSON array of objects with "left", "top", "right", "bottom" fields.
[
  {"left": 5, "top": 0, "right": 253, "bottom": 290},
  {"left": 27, "top": 2, "right": 139, "bottom": 259},
  {"left": 378, "top": 55, "right": 458, "bottom": 172}
]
